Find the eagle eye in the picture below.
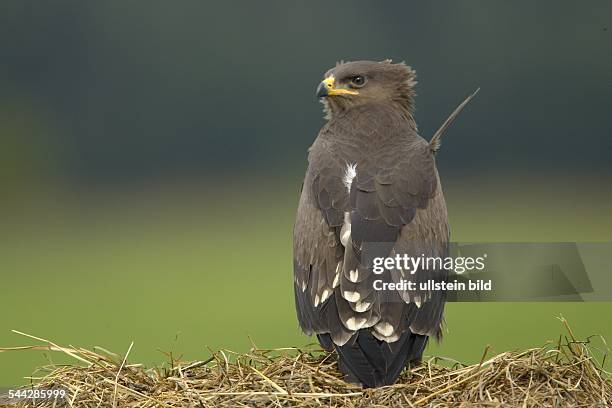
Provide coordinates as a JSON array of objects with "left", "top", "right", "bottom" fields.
[{"left": 349, "top": 75, "right": 366, "bottom": 87}]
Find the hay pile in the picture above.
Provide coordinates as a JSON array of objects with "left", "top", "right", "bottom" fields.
[{"left": 1, "top": 320, "right": 610, "bottom": 407}]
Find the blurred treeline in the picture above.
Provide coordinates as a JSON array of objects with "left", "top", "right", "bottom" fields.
[{"left": 1, "top": 1, "right": 611, "bottom": 200}]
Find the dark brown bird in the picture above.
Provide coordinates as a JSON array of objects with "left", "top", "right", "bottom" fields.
[{"left": 293, "top": 60, "right": 474, "bottom": 387}]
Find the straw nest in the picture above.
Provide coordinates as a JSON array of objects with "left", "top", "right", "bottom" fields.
[{"left": 0, "top": 319, "right": 610, "bottom": 407}]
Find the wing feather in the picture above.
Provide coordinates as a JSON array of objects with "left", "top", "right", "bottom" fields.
[{"left": 294, "top": 107, "right": 449, "bottom": 348}]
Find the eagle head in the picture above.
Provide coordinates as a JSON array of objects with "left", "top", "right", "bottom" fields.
[{"left": 316, "top": 60, "right": 417, "bottom": 120}]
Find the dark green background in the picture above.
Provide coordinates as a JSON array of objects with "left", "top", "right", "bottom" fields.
[{"left": 1, "top": 1, "right": 611, "bottom": 386}]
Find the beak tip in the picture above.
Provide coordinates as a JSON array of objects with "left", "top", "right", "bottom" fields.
[{"left": 316, "top": 82, "right": 328, "bottom": 98}]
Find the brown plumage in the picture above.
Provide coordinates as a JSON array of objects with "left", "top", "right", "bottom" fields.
[{"left": 293, "top": 60, "right": 463, "bottom": 388}]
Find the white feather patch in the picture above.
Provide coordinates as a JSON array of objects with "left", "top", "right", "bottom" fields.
[
  {"left": 343, "top": 163, "right": 357, "bottom": 192},
  {"left": 332, "top": 272, "right": 340, "bottom": 288},
  {"left": 349, "top": 269, "right": 359, "bottom": 283},
  {"left": 372, "top": 330, "right": 400, "bottom": 343},
  {"left": 413, "top": 296, "right": 422, "bottom": 308},
  {"left": 354, "top": 300, "right": 371, "bottom": 312},
  {"left": 343, "top": 290, "right": 361, "bottom": 302},
  {"left": 314, "top": 294, "right": 320, "bottom": 307},
  {"left": 345, "top": 316, "right": 367, "bottom": 331},
  {"left": 374, "top": 321, "right": 394, "bottom": 337},
  {"left": 340, "top": 212, "right": 351, "bottom": 247},
  {"left": 320, "top": 289, "right": 331, "bottom": 303}
]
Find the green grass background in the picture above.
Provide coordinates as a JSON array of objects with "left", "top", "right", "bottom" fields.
[{"left": 1, "top": 175, "right": 611, "bottom": 386}]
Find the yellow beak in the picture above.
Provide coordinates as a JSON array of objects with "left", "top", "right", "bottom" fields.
[{"left": 316, "top": 76, "right": 359, "bottom": 97}]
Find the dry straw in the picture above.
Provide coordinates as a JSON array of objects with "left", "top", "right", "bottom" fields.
[{"left": 0, "top": 318, "right": 610, "bottom": 407}]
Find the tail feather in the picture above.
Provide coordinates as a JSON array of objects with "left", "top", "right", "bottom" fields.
[{"left": 320, "top": 329, "right": 428, "bottom": 388}]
